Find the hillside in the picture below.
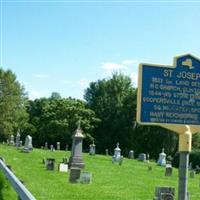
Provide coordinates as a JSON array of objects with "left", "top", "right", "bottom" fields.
[{"left": 0, "top": 144, "right": 200, "bottom": 200}]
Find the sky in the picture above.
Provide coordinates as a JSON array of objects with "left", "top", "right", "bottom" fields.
[{"left": 1, "top": 0, "right": 200, "bottom": 100}]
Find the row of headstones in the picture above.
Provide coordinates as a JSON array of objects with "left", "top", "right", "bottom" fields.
[{"left": 7, "top": 133, "right": 33, "bottom": 153}]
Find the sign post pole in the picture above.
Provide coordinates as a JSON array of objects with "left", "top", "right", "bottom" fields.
[{"left": 178, "top": 127, "right": 191, "bottom": 200}]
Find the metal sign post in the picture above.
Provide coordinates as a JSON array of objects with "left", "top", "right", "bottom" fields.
[{"left": 137, "top": 54, "right": 200, "bottom": 200}]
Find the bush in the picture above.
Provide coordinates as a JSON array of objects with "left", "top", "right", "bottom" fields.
[{"left": 172, "top": 150, "right": 200, "bottom": 169}]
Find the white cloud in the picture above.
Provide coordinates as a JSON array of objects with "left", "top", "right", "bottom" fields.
[
  {"left": 28, "top": 89, "right": 43, "bottom": 100},
  {"left": 130, "top": 72, "right": 138, "bottom": 87},
  {"left": 34, "top": 74, "right": 49, "bottom": 78},
  {"left": 101, "top": 62, "right": 128, "bottom": 75},
  {"left": 121, "top": 59, "right": 139, "bottom": 65},
  {"left": 101, "top": 59, "right": 140, "bottom": 76}
]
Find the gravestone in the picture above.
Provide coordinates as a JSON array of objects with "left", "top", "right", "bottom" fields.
[
  {"left": 46, "top": 158, "right": 55, "bottom": 170},
  {"left": 23, "top": 135, "right": 33, "bottom": 153},
  {"left": 58, "top": 163, "right": 68, "bottom": 172},
  {"left": 9, "top": 135, "right": 15, "bottom": 145},
  {"left": 69, "top": 167, "right": 81, "bottom": 183},
  {"left": 138, "top": 153, "right": 146, "bottom": 161},
  {"left": 69, "top": 122, "right": 85, "bottom": 169},
  {"left": 89, "top": 142, "right": 96, "bottom": 155},
  {"left": 44, "top": 142, "right": 48, "bottom": 149},
  {"left": 65, "top": 144, "right": 69, "bottom": 151},
  {"left": 154, "top": 186, "right": 175, "bottom": 200},
  {"left": 57, "top": 142, "right": 60, "bottom": 150},
  {"left": 80, "top": 172, "right": 92, "bottom": 184},
  {"left": 19, "top": 141, "right": 23, "bottom": 146},
  {"left": 105, "top": 149, "right": 109, "bottom": 156},
  {"left": 112, "top": 143, "right": 123, "bottom": 165},
  {"left": 50, "top": 145, "right": 54, "bottom": 151},
  {"left": 165, "top": 164, "right": 173, "bottom": 176},
  {"left": 15, "top": 132, "right": 20, "bottom": 147},
  {"left": 128, "top": 150, "right": 134, "bottom": 159},
  {"left": 157, "top": 148, "right": 166, "bottom": 166}
]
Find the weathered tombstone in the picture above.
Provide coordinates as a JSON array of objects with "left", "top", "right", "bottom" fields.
[
  {"left": 89, "top": 142, "right": 96, "bottom": 155},
  {"left": 23, "top": 135, "right": 33, "bottom": 153},
  {"left": 65, "top": 144, "right": 69, "bottom": 151},
  {"left": 45, "top": 142, "right": 48, "bottom": 150},
  {"left": 50, "top": 145, "right": 54, "bottom": 151},
  {"left": 9, "top": 135, "right": 15, "bottom": 145},
  {"left": 19, "top": 140, "right": 23, "bottom": 147},
  {"left": 112, "top": 143, "right": 123, "bottom": 165},
  {"left": 57, "top": 142, "right": 60, "bottom": 151},
  {"left": 15, "top": 132, "right": 20, "bottom": 147},
  {"left": 69, "top": 167, "right": 81, "bottom": 183},
  {"left": 154, "top": 186, "right": 175, "bottom": 200},
  {"left": 69, "top": 122, "right": 85, "bottom": 169},
  {"left": 190, "top": 170, "right": 195, "bottom": 178},
  {"left": 157, "top": 148, "right": 166, "bottom": 166},
  {"left": 138, "top": 153, "right": 146, "bottom": 161},
  {"left": 165, "top": 164, "right": 173, "bottom": 176},
  {"left": 128, "top": 150, "right": 134, "bottom": 159},
  {"left": 46, "top": 158, "right": 55, "bottom": 170},
  {"left": 58, "top": 163, "right": 68, "bottom": 172},
  {"left": 105, "top": 149, "right": 109, "bottom": 156},
  {"left": 80, "top": 172, "right": 92, "bottom": 184}
]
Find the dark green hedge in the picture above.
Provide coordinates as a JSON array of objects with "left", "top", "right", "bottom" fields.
[{"left": 172, "top": 150, "right": 200, "bottom": 169}]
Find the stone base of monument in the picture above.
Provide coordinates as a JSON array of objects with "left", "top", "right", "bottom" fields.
[
  {"left": 69, "top": 167, "right": 81, "bottom": 183},
  {"left": 69, "top": 156, "right": 85, "bottom": 169},
  {"left": 112, "top": 156, "right": 123, "bottom": 165}
]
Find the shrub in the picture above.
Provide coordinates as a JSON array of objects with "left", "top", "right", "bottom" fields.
[{"left": 172, "top": 150, "right": 200, "bottom": 169}]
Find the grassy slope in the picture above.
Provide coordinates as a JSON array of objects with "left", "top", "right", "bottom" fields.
[{"left": 0, "top": 144, "right": 200, "bottom": 200}]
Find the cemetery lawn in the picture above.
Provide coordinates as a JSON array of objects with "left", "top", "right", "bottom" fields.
[{"left": 0, "top": 144, "right": 200, "bottom": 200}]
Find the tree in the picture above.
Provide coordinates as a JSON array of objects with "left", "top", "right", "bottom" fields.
[
  {"left": 0, "top": 68, "right": 28, "bottom": 141},
  {"left": 84, "top": 73, "right": 137, "bottom": 155},
  {"left": 27, "top": 96, "right": 100, "bottom": 149}
]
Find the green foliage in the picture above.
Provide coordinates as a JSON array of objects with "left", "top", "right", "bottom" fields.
[
  {"left": 192, "top": 132, "right": 200, "bottom": 150},
  {"left": 0, "top": 171, "right": 18, "bottom": 200},
  {"left": 84, "top": 73, "right": 137, "bottom": 155},
  {"left": 172, "top": 150, "right": 200, "bottom": 169},
  {"left": 0, "top": 68, "right": 29, "bottom": 141},
  {"left": 26, "top": 96, "right": 100, "bottom": 149}
]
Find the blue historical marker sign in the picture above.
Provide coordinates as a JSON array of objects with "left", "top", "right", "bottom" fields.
[{"left": 137, "top": 54, "right": 200, "bottom": 125}]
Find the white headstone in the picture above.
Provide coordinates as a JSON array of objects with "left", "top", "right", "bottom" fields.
[{"left": 59, "top": 163, "right": 68, "bottom": 172}]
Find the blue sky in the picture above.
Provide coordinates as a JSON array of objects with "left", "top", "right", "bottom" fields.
[{"left": 1, "top": 0, "right": 200, "bottom": 99}]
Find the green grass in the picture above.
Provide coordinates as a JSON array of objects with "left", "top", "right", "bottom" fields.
[{"left": 0, "top": 144, "right": 200, "bottom": 200}]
